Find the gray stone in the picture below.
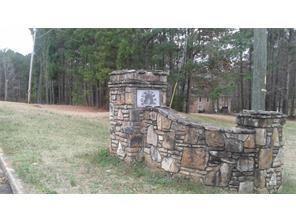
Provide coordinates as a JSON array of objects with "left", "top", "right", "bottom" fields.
[
  {"left": 161, "top": 157, "right": 179, "bottom": 173},
  {"left": 151, "top": 146, "right": 162, "bottom": 163},
  {"left": 273, "top": 148, "right": 284, "bottom": 167},
  {"left": 237, "top": 157, "right": 254, "bottom": 172},
  {"left": 256, "top": 128, "right": 266, "bottom": 146},
  {"left": 219, "top": 163, "right": 233, "bottom": 186},
  {"left": 239, "top": 181, "right": 254, "bottom": 193},
  {"left": 225, "top": 138, "right": 243, "bottom": 153},
  {"left": 255, "top": 170, "right": 266, "bottom": 188},
  {"left": 204, "top": 163, "right": 232, "bottom": 187},
  {"left": 268, "top": 171, "right": 277, "bottom": 187},
  {"left": 147, "top": 125, "right": 158, "bottom": 146},
  {"left": 116, "top": 142, "right": 126, "bottom": 159},
  {"left": 117, "top": 109, "right": 124, "bottom": 120},
  {"left": 272, "top": 128, "right": 280, "bottom": 146}
]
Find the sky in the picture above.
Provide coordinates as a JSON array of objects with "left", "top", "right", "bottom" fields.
[{"left": 0, "top": 28, "right": 33, "bottom": 55}]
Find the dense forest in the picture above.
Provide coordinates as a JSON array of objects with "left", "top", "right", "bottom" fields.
[{"left": 0, "top": 28, "right": 295, "bottom": 117}]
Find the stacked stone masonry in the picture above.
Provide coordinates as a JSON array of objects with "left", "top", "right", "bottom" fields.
[{"left": 108, "top": 70, "right": 286, "bottom": 193}]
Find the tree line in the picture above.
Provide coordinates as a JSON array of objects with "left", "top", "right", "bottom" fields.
[{"left": 0, "top": 28, "right": 295, "bottom": 117}]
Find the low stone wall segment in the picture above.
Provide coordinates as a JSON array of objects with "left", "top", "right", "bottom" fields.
[{"left": 108, "top": 70, "right": 286, "bottom": 193}]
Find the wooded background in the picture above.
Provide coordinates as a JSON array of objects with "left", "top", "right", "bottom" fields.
[{"left": 0, "top": 28, "right": 295, "bottom": 117}]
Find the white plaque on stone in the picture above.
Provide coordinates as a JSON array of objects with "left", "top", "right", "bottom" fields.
[{"left": 137, "top": 90, "right": 160, "bottom": 107}]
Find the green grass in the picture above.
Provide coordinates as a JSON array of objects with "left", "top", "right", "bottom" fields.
[
  {"left": 0, "top": 102, "right": 224, "bottom": 193},
  {"left": 0, "top": 102, "right": 295, "bottom": 193},
  {"left": 188, "top": 114, "right": 235, "bottom": 128}
]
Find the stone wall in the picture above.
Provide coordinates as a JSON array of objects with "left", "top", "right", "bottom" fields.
[{"left": 108, "top": 70, "right": 286, "bottom": 193}]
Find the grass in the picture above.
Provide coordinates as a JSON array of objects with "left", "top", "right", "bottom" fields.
[
  {"left": 0, "top": 101, "right": 295, "bottom": 193},
  {"left": 0, "top": 102, "right": 224, "bottom": 194}
]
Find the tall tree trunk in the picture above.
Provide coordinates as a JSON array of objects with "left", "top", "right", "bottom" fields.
[
  {"left": 3, "top": 59, "right": 8, "bottom": 101},
  {"left": 248, "top": 46, "right": 253, "bottom": 110},
  {"left": 239, "top": 49, "right": 244, "bottom": 111},
  {"left": 252, "top": 28, "right": 267, "bottom": 110},
  {"left": 37, "top": 61, "right": 43, "bottom": 103},
  {"left": 283, "top": 29, "right": 293, "bottom": 115}
]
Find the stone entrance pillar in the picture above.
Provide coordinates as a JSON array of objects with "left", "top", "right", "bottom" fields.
[
  {"left": 108, "top": 70, "right": 168, "bottom": 163},
  {"left": 237, "top": 110, "right": 286, "bottom": 193}
]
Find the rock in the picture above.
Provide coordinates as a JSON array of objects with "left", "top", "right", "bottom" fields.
[
  {"left": 239, "top": 181, "right": 254, "bottom": 193},
  {"left": 117, "top": 109, "right": 124, "bottom": 120},
  {"left": 267, "top": 171, "right": 277, "bottom": 187},
  {"left": 116, "top": 142, "right": 126, "bottom": 159},
  {"left": 204, "top": 163, "right": 232, "bottom": 187},
  {"left": 125, "top": 92, "right": 133, "bottom": 104},
  {"left": 204, "top": 166, "right": 220, "bottom": 186},
  {"left": 244, "top": 135, "right": 255, "bottom": 149},
  {"left": 161, "top": 157, "right": 179, "bottom": 173},
  {"left": 255, "top": 170, "right": 266, "bottom": 188},
  {"left": 219, "top": 163, "right": 233, "bottom": 186},
  {"left": 225, "top": 138, "right": 243, "bottom": 153},
  {"left": 259, "top": 149, "right": 273, "bottom": 169},
  {"left": 147, "top": 125, "right": 158, "bottom": 146},
  {"left": 272, "top": 128, "right": 280, "bottom": 147},
  {"left": 273, "top": 148, "right": 284, "bottom": 167},
  {"left": 205, "top": 130, "right": 225, "bottom": 148},
  {"left": 162, "top": 131, "right": 175, "bottom": 149},
  {"left": 151, "top": 146, "right": 162, "bottom": 163},
  {"left": 237, "top": 157, "right": 254, "bottom": 172},
  {"left": 181, "top": 148, "right": 209, "bottom": 170},
  {"left": 184, "top": 127, "right": 199, "bottom": 144},
  {"left": 256, "top": 128, "right": 266, "bottom": 146},
  {"left": 157, "top": 114, "right": 172, "bottom": 130}
]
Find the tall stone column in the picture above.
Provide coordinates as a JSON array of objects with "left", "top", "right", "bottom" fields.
[
  {"left": 236, "top": 110, "right": 286, "bottom": 193},
  {"left": 108, "top": 70, "right": 168, "bottom": 163}
]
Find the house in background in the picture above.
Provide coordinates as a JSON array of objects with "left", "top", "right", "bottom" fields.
[{"left": 188, "top": 73, "right": 233, "bottom": 113}]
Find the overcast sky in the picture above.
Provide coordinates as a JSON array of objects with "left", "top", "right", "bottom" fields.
[{"left": 0, "top": 28, "right": 33, "bottom": 55}]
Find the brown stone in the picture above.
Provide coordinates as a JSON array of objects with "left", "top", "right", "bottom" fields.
[
  {"left": 162, "top": 131, "right": 175, "bottom": 149},
  {"left": 157, "top": 114, "right": 172, "bottom": 130},
  {"left": 125, "top": 93, "right": 133, "bottom": 104},
  {"left": 205, "top": 130, "right": 225, "bottom": 148},
  {"left": 184, "top": 127, "right": 198, "bottom": 144},
  {"left": 256, "top": 128, "right": 266, "bottom": 146},
  {"left": 244, "top": 135, "right": 255, "bottom": 149},
  {"left": 259, "top": 149, "right": 273, "bottom": 169},
  {"left": 181, "top": 148, "right": 209, "bottom": 170}
]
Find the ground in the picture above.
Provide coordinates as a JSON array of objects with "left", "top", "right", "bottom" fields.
[{"left": 0, "top": 101, "right": 295, "bottom": 193}]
